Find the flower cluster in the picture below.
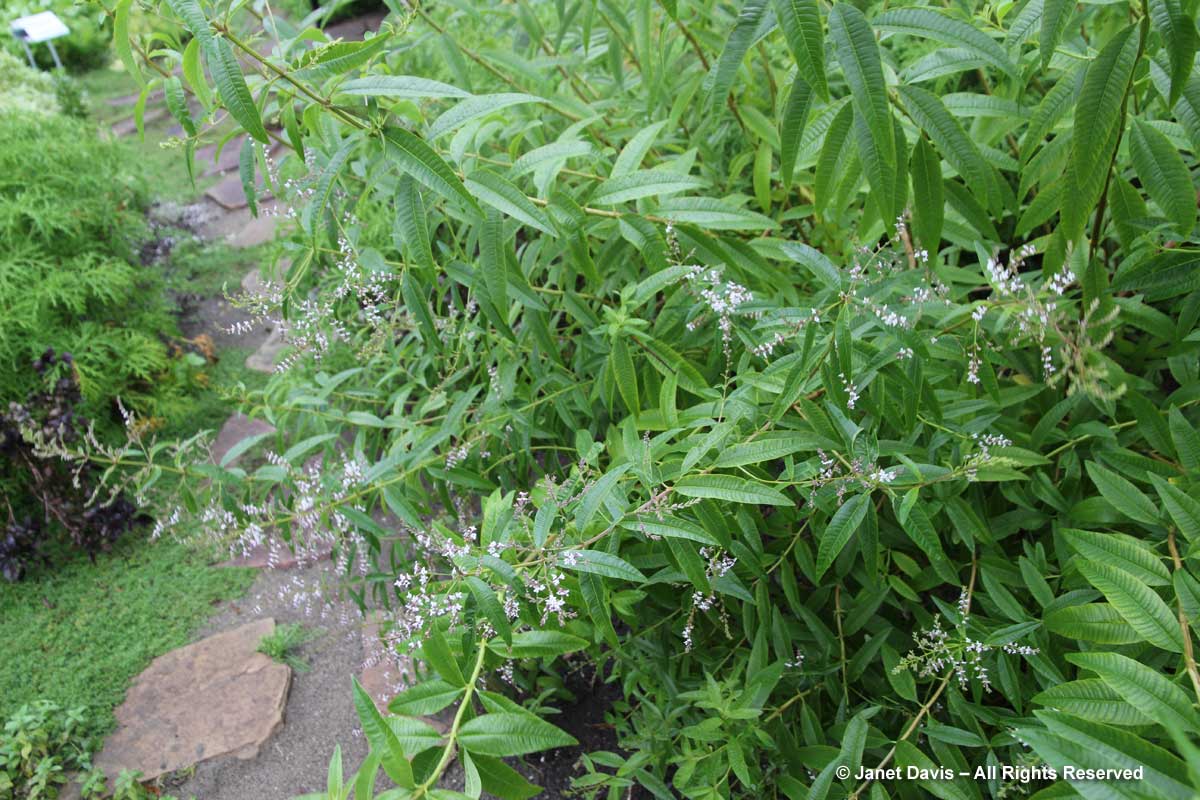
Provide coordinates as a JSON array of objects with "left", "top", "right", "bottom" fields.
[{"left": 894, "top": 592, "right": 1039, "bottom": 692}]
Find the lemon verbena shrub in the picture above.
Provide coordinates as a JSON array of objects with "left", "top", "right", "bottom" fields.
[{"left": 77, "top": 0, "right": 1200, "bottom": 796}]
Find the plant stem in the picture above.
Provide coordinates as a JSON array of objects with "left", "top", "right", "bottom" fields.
[{"left": 413, "top": 637, "right": 490, "bottom": 797}]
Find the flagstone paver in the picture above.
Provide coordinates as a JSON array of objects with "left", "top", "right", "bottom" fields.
[{"left": 92, "top": 619, "right": 290, "bottom": 789}]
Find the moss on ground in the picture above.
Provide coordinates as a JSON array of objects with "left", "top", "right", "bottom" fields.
[{"left": 0, "top": 535, "right": 255, "bottom": 738}]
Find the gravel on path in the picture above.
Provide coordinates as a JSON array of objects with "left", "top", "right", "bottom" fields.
[{"left": 168, "top": 562, "right": 372, "bottom": 800}]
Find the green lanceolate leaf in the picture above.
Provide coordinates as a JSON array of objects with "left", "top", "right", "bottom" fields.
[
  {"left": 428, "top": 93, "right": 547, "bottom": 140},
  {"left": 1074, "top": 560, "right": 1184, "bottom": 653},
  {"left": 1032, "top": 679, "right": 1154, "bottom": 726},
  {"left": 457, "top": 712, "right": 577, "bottom": 757},
  {"left": 712, "top": 432, "right": 822, "bottom": 467},
  {"left": 1066, "top": 651, "right": 1200, "bottom": 733},
  {"left": 238, "top": 137, "right": 257, "bottom": 217},
  {"left": 352, "top": 677, "right": 415, "bottom": 788},
  {"left": 874, "top": 7, "right": 1017, "bottom": 78},
  {"left": 674, "top": 474, "right": 791, "bottom": 506},
  {"left": 773, "top": 0, "right": 828, "bottom": 99},
  {"left": 206, "top": 37, "right": 269, "bottom": 144},
  {"left": 611, "top": 120, "right": 668, "bottom": 177},
  {"left": 388, "top": 679, "right": 463, "bottom": 716},
  {"left": 181, "top": 37, "right": 211, "bottom": 109},
  {"left": 382, "top": 126, "right": 480, "bottom": 214},
  {"left": 1152, "top": 475, "right": 1200, "bottom": 543},
  {"left": 165, "top": 0, "right": 213, "bottom": 49},
  {"left": 830, "top": 3, "right": 895, "bottom": 223},
  {"left": 1063, "top": 25, "right": 1139, "bottom": 243},
  {"left": 591, "top": 171, "right": 707, "bottom": 205},
  {"left": 1039, "top": 0, "right": 1074, "bottom": 70},
  {"left": 897, "top": 84, "right": 992, "bottom": 208},
  {"left": 1085, "top": 461, "right": 1159, "bottom": 525},
  {"left": 488, "top": 630, "right": 588, "bottom": 657},
  {"left": 706, "top": 0, "right": 770, "bottom": 113},
  {"left": 779, "top": 74, "right": 814, "bottom": 189},
  {"left": 465, "top": 577, "right": 512, "bottom": 644},
  {"left": 466, "top": 169, "right": 554, "bottom": 234},
  {"left": 1062, "top": 528, "right": 1171, "bottom": 586},
  {"left": 1044, "top": 603, "right": 1144, "bottom": 644},
  {"left": 910, "top": 135, "right": 943, "bottom": 252},
  {"left": 562, "top": 549, "right": 646, "bottom": 582},
  {"left": 293, "top": 36, "right": 389, "bottom": 82},
  {"left": 1149, "top": 0, "right": 1199, "bottom": 105},
  {"left": 816, "top": 493, "right": 870, "bottom": 578},
  {"left": 1128, "top": 118, "right": 1196, "bottom": 236},
  {"left": 422, "top": 626, "right": 467, "bottom": 686},
  {"left": 610, "top": 335, "right": 639, "bottom": 414},
  {"left": 395, "top": 177, "right": 436, "bottom": 276},
  {"left": 113, "top": 0, "right": 142, "bottom": 87},
  {"left": 338, "top": 75, "right": 470, "bottom": 99}
]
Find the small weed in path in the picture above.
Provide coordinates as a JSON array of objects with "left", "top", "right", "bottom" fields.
[{"left": 257, "top": 623, "right": 324, "bottom": 672}]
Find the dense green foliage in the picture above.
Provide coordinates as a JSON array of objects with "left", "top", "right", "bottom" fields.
[
  {"left": 91, "top": 0, "right": 1200, "bottom": 797},
  {"left": 1, "top": 701, "right": 104, "bottom": 799},
  {"left": 0, "top": 113, "right": 167, "bottom": 413}
]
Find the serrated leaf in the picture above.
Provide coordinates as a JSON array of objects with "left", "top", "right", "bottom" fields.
[
  {"left": 339, "top": 75, "right": 470, "bottom": 99},
  {"left": 114, "top": 0, "right": 143, "bottom": 87},
  {"left": 1039, "top": 0, "right": 1074, "bottom": 70},
  {"left": 1085, "top": 462, "right": 1159, "bottom": 525},
  {"left": 1033, "top": 679, "right": 1153, "bottom": 726},
  {"left": 422, "top": 627, "right": 466, "bottom": 686},
  {"left": 1044, "top": 603, "right": 1143, "bottom": 644},
  {"left": 816, "top": 493, "right": 870, "bottom": 579},
  {"left": 610, "top": 335, "right": 638, "bottom": 414},
  {"left": 387, "top": 679, "right": 463, "bottom": 716},
  {"left": 1129, "top": 119, "right": 1196, "bottom": 236},
  {"left": 620, "top": 515, "right": 718, "bottom": 545},
  {"left": 674, "top": 474, "right": 791, "bottom": 506},
  {"left": 706, "top": 0, "right": 770, "bottom": 112},
  {"left": 466, "top": 169, "right": 554, "bottom": 234},
  {"left": 511, "top": 141, "right": 595, "bottom": 177},
  {"left": 428, "top": 93, "right": 546, "bottom": 139},
  {"left": 875, "top": 7, "right": 1017, "bottom": 77},
  {"left": 574, "top": 463, "right": 630, "bottom": 530},
  {"left": 831, "top": 3, "right": 895, "bottom": 223},
  {"left": 1063, "top": 25, "right": 1139, "bottom": 242},
  {"left": 1067, "top": 651, "right": 1199, "bottom": 733},
  {"left": 562, "top": 550, "right": 646, "bottom": 582},
  {"left": 592, "top": 171, "right": 707, "bottom": 205},
  {"left": 910, "top": 135, "right": 943, "bottom": 251},
  {"left": 713, "top": 432, "right": 822, "bottom": 467},
  {"left": 779, "top": 74, "right": 814, "bottom": 188},
  {"left": 612, "top": 121, "right": 667, "bottom": 177},
  {"left": 1031, "top": 711, "right": 1193, "bottom": 798},
  {"left": 1153, "top": 475, "right": 1200, "bottom": 543},
  {"left": 1075, "top": 561, "right": 1184, "bottom": 653},
  {"left": 897, "top": 85, "right": 991, "bottom": 204},
  {"left": 383, "top": 126, "right": 480, "bottom": 214},
  {"left": 353, "top": 678, "right": 415, "bottom": 787},
  {"left": 1149, "top": 0, "right": 1199, "bottom": 105},
  {"left": 487, "top": 630, "right": 588, "bottom": 658},
  {"left": 165, "top": 0, "right": 213, "bottom": 49},
  {"left": 655, "top": 197, "right": 779, "bottom": 230},
  {"left": 774, "top": 0, "right": 827, "bottom": 99},
  {"left": 1062, "top": 528, "right": 1171, "bottom": 586},
  {"left": 465, "top": 577, "right": 511, "bottom": 644},
  {"left": 206, "top": 37, "right": 269, "bottom": 144},
  {"left": 457, "top": 712, "right": 576, "bottom": 757},
  {"left": 473, "top": 754, "right": 541, "bottom": 800}
]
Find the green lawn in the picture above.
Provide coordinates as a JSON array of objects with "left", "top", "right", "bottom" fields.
[{"left": 0, "top": 536, "right": 255, "bottom": 738}]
